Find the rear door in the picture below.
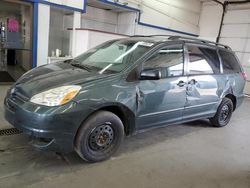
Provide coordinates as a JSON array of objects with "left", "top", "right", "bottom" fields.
[{"left": 183, "top": 44, "right": 222, "bottom": 121}]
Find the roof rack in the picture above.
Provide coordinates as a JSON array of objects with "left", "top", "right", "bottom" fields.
[{"left": 168, "top": 35, "right": 231, "bottom": 50}]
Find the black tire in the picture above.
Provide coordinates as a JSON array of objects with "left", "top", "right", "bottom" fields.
[
  {"left": 75, "top": 111, "right": 124, "bottom": 162},
  {"left": 210, "top": 98, "right": 234, "bottom": 127}
]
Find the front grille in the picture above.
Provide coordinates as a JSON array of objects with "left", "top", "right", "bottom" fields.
[
  {"left": 12, "top": 89, "right": 29, "bottom": 103},
  {"left": 6, "top": 98, "right": 16, "bottom": 112},
  {"left": 6, "top": 94, "right": 27, "bottom": 113},
  {"left": 11, "top": 94, "right": 26, "bottom": 105},
  {"left": 5, "top": 87, "right": 30, "bottom": 113},
  {"left": 7, "top": 87, "right": 29, "bottom": 106}
]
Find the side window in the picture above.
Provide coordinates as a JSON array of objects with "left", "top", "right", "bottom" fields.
[
  {"left": 143, "top": 45, "right": 184, "bottom": 78},
  {"left": 187, "top": 45, "right": 220, "bottom": 75},
  {"left": 219, "top": 50, "right": 241, "bottom": 74},
  {"left": 200, "top": 48, "right": 221, "bottom": 74}
]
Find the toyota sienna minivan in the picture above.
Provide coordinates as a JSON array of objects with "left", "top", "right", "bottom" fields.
[{"left": 4, "top": 36, "right": 246, "bottom": 162}]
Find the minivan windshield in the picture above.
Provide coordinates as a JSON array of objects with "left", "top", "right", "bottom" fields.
[{"left": 70, "top": 40, "right": 155, "bottom": 74}]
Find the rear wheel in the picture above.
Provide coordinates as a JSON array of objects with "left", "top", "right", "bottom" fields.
[
  {"left": 75, "top": 111, "right": 124, "bottom": 162},
  {"left": 210, "top": 98, "right": 234, "bottom": 127}
]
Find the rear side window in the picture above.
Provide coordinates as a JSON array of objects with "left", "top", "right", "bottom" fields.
[
  {"left": 219, "top": 50, "right": 241, "bottom": 74},
  {"left": 187, "top": 45, "right": 221, "bottom": 75}
]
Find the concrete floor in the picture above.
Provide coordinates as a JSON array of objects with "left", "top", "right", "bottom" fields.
[
  {"left": 0, "top": 85, "right": 250, "bottom": 188},
  {"left": 7, "top": 65, "right": 26, "bottom": 81},
  {"left": 0, "top": 65, "right": 25, "bottom": 83}
]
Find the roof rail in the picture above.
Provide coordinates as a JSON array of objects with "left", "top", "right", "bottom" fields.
[
  {"left": 168, "top": 35, "right": 231, "bottom": 50},
  {"left": 130, "top": 35, "right": 147, "bottom": 37},
  {"left": 130, "top": 35, "right": 171, "bottom": 38},
  {"left": 148, "top": 35, "right": 172, "bottom": 37}
]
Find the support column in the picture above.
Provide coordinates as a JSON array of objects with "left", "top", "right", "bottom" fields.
[
  {"left": 71, "top": 11, "right": 81, "bottom": 57},
  {"left": 36, "top": 3, "right": 50, "bottom": 67}
]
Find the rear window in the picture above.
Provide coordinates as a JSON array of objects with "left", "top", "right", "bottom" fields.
[{"left": 219, "top": 50, "right": 241, "bottom": 74}]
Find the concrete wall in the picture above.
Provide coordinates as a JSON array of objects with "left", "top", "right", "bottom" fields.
[
  {"left": 79, "top": 1, "right": 202, "bottom": 36},
  {"left": 69, "top": 29, "right": 125, "bottom": 57},
  {"left": 220, "top": 7, "right": 250, "bottom": 94},
  {"left": 198, "top": 1, "right": 223, "bottom": 41},
  {"left": 80, "top": 6, "right": 137, "bottom": 36},
  {"left": 48, "top": 8, "right": 73, "bottom": 57},
  {"left": 137, "top": 0, "right": 200, "bottom": 35},
  {"left": 117, "top": 12, "right": 136, "bottom": 36},
  {"left": 108, "top": 0, "right": 201, "bottom": 35},
  {"left": 81, "top": 6, "right": 118, "bottom": 33},
  {"left": 19, "top": 4, "right": 32, "bottom": 71}
]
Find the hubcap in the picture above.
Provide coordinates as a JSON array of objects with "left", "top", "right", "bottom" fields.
[
  {"left": 89, "top": 124, "right": 114, "bottom": 151},
  {"left": 220, "top": 104, "right": 230, "bottom": 122}
]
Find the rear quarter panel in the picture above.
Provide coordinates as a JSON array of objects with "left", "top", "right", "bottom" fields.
[{"left": 220, "top": 73, "right": 245, "bottom": 109}]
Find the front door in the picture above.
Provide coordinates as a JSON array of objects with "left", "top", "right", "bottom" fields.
[
  {"left": 136, "top": 44, "right": 187, "bottom": 129},
  {"left": 183, "top": 45, "right": 221, "bottom": 121}
]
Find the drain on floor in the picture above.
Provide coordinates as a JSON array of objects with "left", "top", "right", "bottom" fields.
[{"left": 0, "top": 128, "right": 22, "bottom": 136}]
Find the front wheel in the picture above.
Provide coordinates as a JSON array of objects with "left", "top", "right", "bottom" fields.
[
  {"left": 75, "top": 111, "right": 124, "bottom": 162},
  {"left": 210, "top": 98, "right": 234, "bottom": 127}
]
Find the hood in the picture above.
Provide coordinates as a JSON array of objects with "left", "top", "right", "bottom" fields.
[{"left": 14, "top": 62, "right": 109, "bottom": 98}]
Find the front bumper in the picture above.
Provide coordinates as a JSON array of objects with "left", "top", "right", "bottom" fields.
[{"left": 4, "top": 95, "right": 85, "bottom": 153}]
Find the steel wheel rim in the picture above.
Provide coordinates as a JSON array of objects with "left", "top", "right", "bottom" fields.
[
  {"left": 89, "top": 123, "right": 114, "bottom": 151},
  {"left": 219, "top": 104, "right": 230, "bottom": 122}
]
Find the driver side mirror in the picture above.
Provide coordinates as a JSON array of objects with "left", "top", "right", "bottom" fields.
[{"left": 140, "top": 69, "right": 161, "bottom": 80}]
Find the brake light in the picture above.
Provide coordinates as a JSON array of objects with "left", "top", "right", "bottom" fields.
[{"left": 242, "top": 72, "right": 247, "bottom": 81}]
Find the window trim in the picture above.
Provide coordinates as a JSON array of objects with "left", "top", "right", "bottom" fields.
[
  {"left": 216, "top": 48, "right": 224, "bottom": 74},
  {"left": 184, "top": 43, "right": 223, "bottom": 76},
  {"left": 140, "top": 44, "right": 185, "bottom": 79}
]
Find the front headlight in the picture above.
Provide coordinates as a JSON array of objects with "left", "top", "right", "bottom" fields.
[{"left": 30, "top": 85, "right": 81, "bottom": 106}]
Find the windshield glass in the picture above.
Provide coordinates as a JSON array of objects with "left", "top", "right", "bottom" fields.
[{"left": 70, "top": 40, "right": 155, "bottom": 74}]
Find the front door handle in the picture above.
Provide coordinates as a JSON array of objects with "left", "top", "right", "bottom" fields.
[{"left": 177, "top": 80, "right": 186, "bottom": 87}]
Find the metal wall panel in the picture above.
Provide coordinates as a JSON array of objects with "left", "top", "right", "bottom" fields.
[
  {"left": 221, "top": 24, "right": 249, "bottom": 38},
  {"left": 220, "top": 9, "right": 250, "bottom": 94},
  {"left": 220, "top": 38, "right": 246, "bottom": 52},
  {"left": 223, "top": 9, "right": 250, "bottom": 24}
]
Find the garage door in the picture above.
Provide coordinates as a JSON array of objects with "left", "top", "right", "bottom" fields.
[{"left": 220, "top": 8, "right": 250, "bottom": 94}]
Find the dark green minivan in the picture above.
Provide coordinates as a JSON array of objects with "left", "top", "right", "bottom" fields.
[{"left": 4, "top": 36, "right": 246, "bottom": 162}]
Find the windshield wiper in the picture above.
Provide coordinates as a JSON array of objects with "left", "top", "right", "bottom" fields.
[{"left": 71, "top": 63, "right": 92, "bottom": 72}]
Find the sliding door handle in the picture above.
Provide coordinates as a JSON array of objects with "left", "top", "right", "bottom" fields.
[{"left": 188, "top": 79, "right": 197, "bottom": 85}]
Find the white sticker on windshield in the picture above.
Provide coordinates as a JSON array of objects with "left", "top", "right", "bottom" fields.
[{"left": 139, "top": 42, "right": 154, "bottom": 47}]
